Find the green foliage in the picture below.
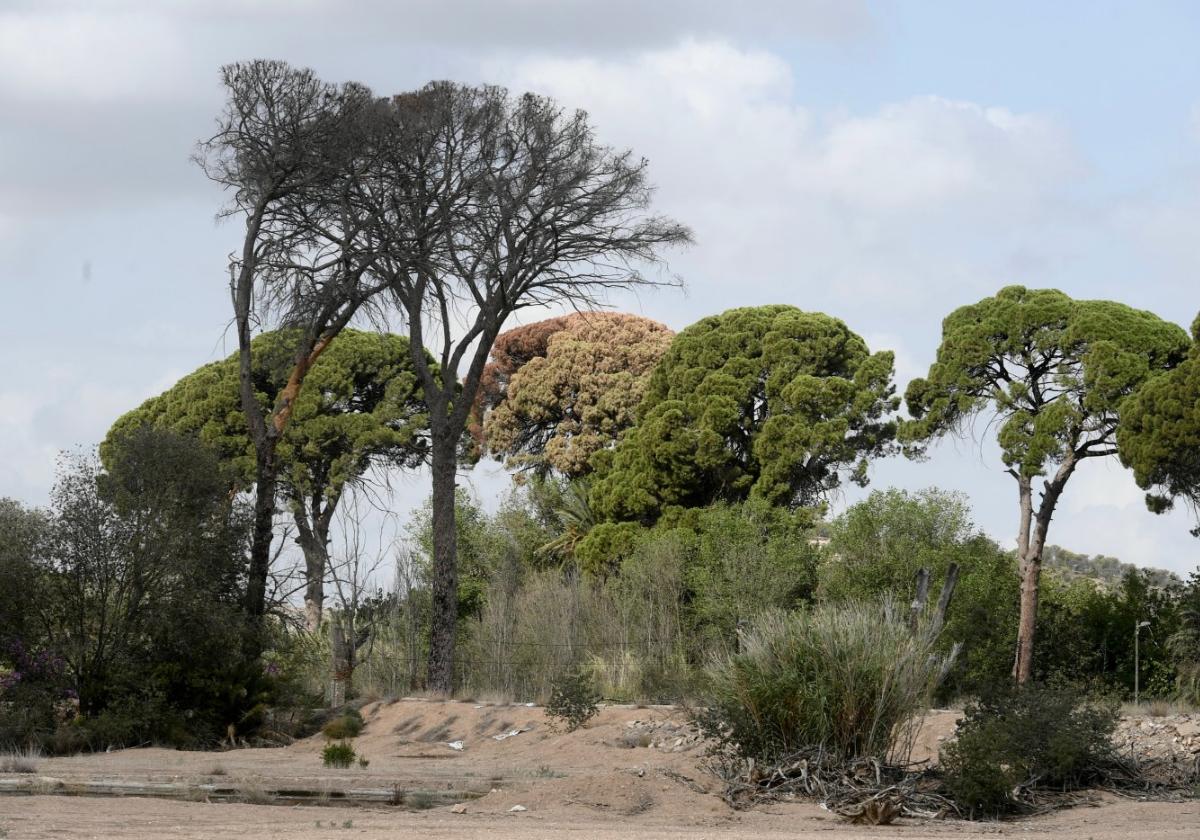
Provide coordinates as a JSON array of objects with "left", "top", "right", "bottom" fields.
[
  {"left": 11, "top": 433, "right": 266, "bottom": 751},
  {"left": 545, "top": 669, "right": 601, "bottom": 732},
  {"left": 104, "top": 328, "right": 433, "bottom": 528},
  {"left": 0, "top": 499, "right": 48, "bottom": 648},
  {"left": 940, "top": 684, "right": 1119, "bottom": 817},
  {"left": 700, "top": 602, "right": 954, "bottom": 765},
  {"left": 1034, "top": 569, "right": 1180, "bottom": 695},
  {"left": 590, "top": 306, "right": 898, "bottom": 523},
  {"left": 406, "top": 488, "right": 505, "bottom": 619},
  {"left": 481, "top": 312, "right": 674, "bottom": 477},
  {"left": 0, "top": 642, "right": 71, "bottom": 749},
  {"left": 818, "top": 488, "right": 1019, "bottom": 694},
  {"left": 1042, "top": 544, "right": 1179, "bottom": 589},
  {"left": 322, "top": 709, "right": 364, "bottom": 739},
  {"left": 902, "top": 286, "right": 1189, "bottom": 478},
  {"left": 1168, "top": 570, "right": 1200, "bottom": 704},
  {"left": 659, "top": 500, "right": 818, "bottom": 650},
  {"left": 322, "top": 740, "right": 357, "bottom": 768},
  {"left": 1118, "top": 317, "right": 1200, "bottom": 532},
  {"left": 574, "top": 521, "right": 642, "bottom": 576}
]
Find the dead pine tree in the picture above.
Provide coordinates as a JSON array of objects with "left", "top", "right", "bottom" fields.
[
  {"left": 360, "top": 83, "right": 692, "bottom": 693},
  {"left": 196, "top": 61, "right": 393, "bottom": 620}
]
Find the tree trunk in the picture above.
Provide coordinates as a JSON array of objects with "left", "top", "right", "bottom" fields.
[
  {"left": 245, "top": 446, "right": 278, "bottom": 618},
  {"left": 297, "top": 532, "right": 328, "bottom": 633},
  {"left": 1011, "top": 475, "right": 1035, "bottom": 682},
  {"left": 1013, "top": 553, "right": 1042, "bottom": 684},
  {"left": 426, "top": 434, "right": 459, "bottom": 695},
  {"left": 331, "top": 619, "right": 350, "bottom": 708},
  {"left": 295, "top": 503, "right": 333, "bottom": 633},
  {"left": 1011, "top": 459, "right": 1076, "bottom": 684}
]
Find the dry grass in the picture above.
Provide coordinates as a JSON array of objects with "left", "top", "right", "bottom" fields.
[
  {"left": 0, "top": 747, "right": 41, "bottom": 774},
  {"left": 1120, "top": 699, "right": 1198, "bottom": 717}
]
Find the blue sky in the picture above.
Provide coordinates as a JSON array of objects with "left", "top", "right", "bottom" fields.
[{"left": 1, "top": 0, "right": 1198, "bottom": 573}]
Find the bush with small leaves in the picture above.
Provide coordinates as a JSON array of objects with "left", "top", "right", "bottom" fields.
[
  {"left": 545, "top": 670, "right": 600, "bottom": 732},
  {"left": 322, "top": 740, "right": 357, "bottom": 769},
  {"left": 939, "top": 683, "right": 1119, "bottom": 817}
]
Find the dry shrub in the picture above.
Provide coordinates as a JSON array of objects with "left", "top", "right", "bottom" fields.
[
  {"left": 0, "top": 746, "right": 40, "bottom": 773},
  {"left": 321, "top": 708, "right": 363, "bottom": 739}
]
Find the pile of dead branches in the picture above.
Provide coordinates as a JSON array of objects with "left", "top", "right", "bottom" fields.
[
  {"left": 703, "top": 747, "right": 958, "bottom": 824},
  {"left": 704, "top": 743, "right": 1197, "bottom": 825}
]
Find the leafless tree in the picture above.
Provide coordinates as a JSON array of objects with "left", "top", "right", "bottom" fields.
[
  {"left": 361, "top": 82, "right": 692, "bottom": 691},
  {"left": 196, "top": 61, "right": 392, "bottom": 618},
  {"left": 326, "top": 492, "right": 389, "bottom": 707}
]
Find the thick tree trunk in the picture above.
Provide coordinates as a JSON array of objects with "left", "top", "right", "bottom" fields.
[
  {"left": 245, "top": 447, "right": 278, "bottom": 618},
  {"left": 295, "top": 501, "right": 334, "bottom": 633},
  {"left": 426, "top": 435, "right": 460, "bottom": 694},
  {"left": 1013, "top": 552, "right": 1042, "bottom": 684},
  {"left": 296, "top": 527, "right": 328, "bottom": 632}
]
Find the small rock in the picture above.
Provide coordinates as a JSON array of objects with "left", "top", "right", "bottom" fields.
[
  {"left": 1174, "top": 721, "right": 1200, "bottom": 739},
  {"left": 509, "top": 804, "right": 527, "bottom": 813},
  {"left": 450, "top": 804, "right": 467, "bottom": 814},
  {"left": 447, "top": 740, "right": 465, "bottom": 751}
]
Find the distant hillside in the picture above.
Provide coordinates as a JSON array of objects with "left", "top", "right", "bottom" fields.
[{"left": 1042, "top": 545, "right": 1180, "bottom": 589}]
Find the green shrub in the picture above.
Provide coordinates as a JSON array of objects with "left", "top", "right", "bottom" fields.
[
  {"left": 546, "top": 670, "right": 601, "bottom": 732},
  {"left": 321, "top": 709, "right": 364, "bottom": 739},
  {"left": 700, "top": 601, "right": 955, "bottom": 764},
  {"left": 322, "top": 740, "right": 357, "bottom": 768},
  {"left": 939, "top": 683, "right": 1118, "bottom": 817}
]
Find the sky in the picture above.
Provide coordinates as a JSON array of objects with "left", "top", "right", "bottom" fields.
[{"left": 2, "top": 0, "right": 1199, "bottom": 573}]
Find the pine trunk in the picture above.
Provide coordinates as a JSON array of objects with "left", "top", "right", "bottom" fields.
[{"left": 426, "top": 436, "right": 459, "bottom": 694}]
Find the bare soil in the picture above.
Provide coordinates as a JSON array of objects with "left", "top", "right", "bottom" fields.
[{"left": 1, "top": 699, "right": 1195, "bottom": 839}]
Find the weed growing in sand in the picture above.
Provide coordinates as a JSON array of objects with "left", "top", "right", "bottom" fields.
[
  {"left": 322, "top": 740, "right": 357, "bottom": 768},
  {"left": 238, "top": 780, "right": 273, "bottom": 805},
  {"left": 545, "top": 669, "right": 600, "bottom": 732},
  {"left": 405, "top": 790, "right": 434, "bottom": 809},
  {"left": 357, "top": 755, "right": 370, "bottom": 769}
]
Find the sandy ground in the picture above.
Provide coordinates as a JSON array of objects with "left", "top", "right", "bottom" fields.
[
  {"left": 1, "top": 699, "right": 1196, "bottom": 839},
  {"left": 4, "top": 795, "right": 1198, "bottom": 839}
]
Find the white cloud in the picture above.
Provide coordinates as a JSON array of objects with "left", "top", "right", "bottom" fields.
[
  {"left": 496, "top": 39, "right": 1085, "bottom": 324},
  {"left": 1063, "top": 457, "right": 1148, "bottom": 514},
  {"left": 0, "top": 9, "right": 186, "bottom": 103},
  {"left": 812, "top": 97, "right": 1078, "bottom": 212}
]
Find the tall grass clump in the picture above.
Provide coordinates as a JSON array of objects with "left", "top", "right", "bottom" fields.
[
  {"left": 701, "top": 600, "right": 956, "bottom": 765},
  {"left": 0, "top": 746, "right": 41, "bottom": 773}
]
